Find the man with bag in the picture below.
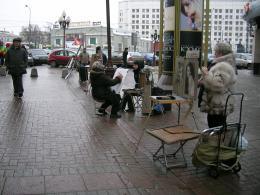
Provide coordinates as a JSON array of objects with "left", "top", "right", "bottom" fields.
[
  {"left": 5, "top": 37, "right": 28, "bottom": 98},
  {"left": 79, "top": 48, "right": 90, "bottom": 82}
]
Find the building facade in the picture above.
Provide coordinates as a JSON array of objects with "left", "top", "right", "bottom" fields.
[
  {"left": 208, "top": 0, "right": 254, "bottom": 53},
  {"left": 118, "top": 0, "right": 160, "bottom": 39},
  {"left": 50, "top": 22, "right": 151, "bottom": 53},
  {"left": 118, "top": 0, "right": 252, "bottom": 53}
]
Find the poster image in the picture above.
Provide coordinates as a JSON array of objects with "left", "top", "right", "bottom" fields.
[
  {"left": 184, "top": 59, "right": 198, "bottom": 99},
  {"left": 180, "top": 0, "right": 203, "bottom": 31}
]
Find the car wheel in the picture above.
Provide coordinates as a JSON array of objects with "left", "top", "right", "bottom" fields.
[{"left": 50, "top": 61, "right": 56, "bottom": 68}]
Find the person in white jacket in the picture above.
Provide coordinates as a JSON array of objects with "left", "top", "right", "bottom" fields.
[{"left": 199, "top": 42, "right": 237, "bottom": 128}]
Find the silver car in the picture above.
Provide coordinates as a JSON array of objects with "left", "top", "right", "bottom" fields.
[{"left": 235, "top": 53, "right": 252, "bottom": 69}]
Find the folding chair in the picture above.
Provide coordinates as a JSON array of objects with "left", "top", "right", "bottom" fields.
[{"left": 146, "top": 125, "right": 200, "bottom": 169}]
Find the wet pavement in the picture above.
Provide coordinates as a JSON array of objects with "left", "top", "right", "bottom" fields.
[{"left": 0, "top": 65, "right": 259, "bottom": 195}]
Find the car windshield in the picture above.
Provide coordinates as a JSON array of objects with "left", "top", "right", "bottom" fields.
[{"left": 30, "top": 49, "right": 47, "bottom": 55}]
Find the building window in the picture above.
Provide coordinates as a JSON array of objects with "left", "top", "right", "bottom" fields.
[
  {"left": 136, "top": 25, "right": 139, "bottom": 29},
  {"left": 136, "top": 20, "right": 139, "bottom": 24},
  {"left": 132, "top": 15, "right": 135, "bottom": 18},
  {"left": 146, "top": 20, "right": 149, "bottom": 24},
  {"left": 156, "top": 15, "right": 159, "bottom": 18},
  {"left": 152, "top": 15, "right": 155, "bottom": 18},
  {"left": 152, "top": 9, "right": 155, "bottom": 12},
  {"left": 236, "top": 9, "right": 239, "bottom": 13},
  {"left": 132, "top": 25, "right": 135, "bottom": 29},
  {"left": 142, "top": 9, "right": 145, "bottom": 12},
  {"left": 132, "top": 20, "right": 135, "bottom": 24},
  {"left": 142, "top": 14, "right": 145, "bottom": 18},
  {"left": 156, "top": 20, "right": 159, "bottom": 24},
  {"left": 136, "top": 9, "right": 139, "bottom": 13},
  {"left": 146, "top": 9, "right": 149, "bottom": 12},
  {"left": 142, "top": 25, "right": 145, "bottom": 29},
  {"left": 146, "top": 14, "right": 149, "bottom": 18},
  {"left": 132, "top": 9, "right": 135, "bottom": 13},
  {"left": 90, "top": 37, "right": 96, "bottom": 45},
  {"left": 146, "top": 25, "right": 149, "bottom": 29},
  {"left": 236, "top": 15, "right": 239, "bottom": 19},
  {"left": 136, "top": 15, "right": 139, "bottom": 18},
  {"left": 225, "top": 9, "right": 228, "bottom": 13},
  {"left": 156, "top": 9, "right": 159, "bottom": 12}
]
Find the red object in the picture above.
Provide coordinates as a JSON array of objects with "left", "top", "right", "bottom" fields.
[
  {"left": 73, "top": 38, "right": 81, "bottom": 46},
  {"left": 48, "top": 49, "right": 79, "bottom": 67},
  {"left": 5, "top": 42, "right": 12, "bottom": 48}
]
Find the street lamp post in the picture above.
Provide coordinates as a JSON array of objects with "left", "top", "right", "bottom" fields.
[
  {"left": 151, "top": 30, "right": 159, "bottom": 66},
  {"left": 25, "top": 5, "right": 31, "bottom": 48},
  {"left": 58, "top": 11, "right": 70, "bottom": 54}
]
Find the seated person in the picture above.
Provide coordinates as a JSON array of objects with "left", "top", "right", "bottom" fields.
[
  {"left": 121, "top": 60, "right": 143, "bottom": 112},
  {"left": 90, "top": 61, "right": 123, "bottom": 118}
]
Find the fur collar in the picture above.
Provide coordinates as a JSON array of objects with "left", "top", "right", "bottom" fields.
[{"left": 212, "top": 53, "right": 236, "bottom": 67}]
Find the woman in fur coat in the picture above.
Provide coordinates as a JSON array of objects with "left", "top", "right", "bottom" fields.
[{"left": 199, "top": 42, "right": 237, "bottom": 128}]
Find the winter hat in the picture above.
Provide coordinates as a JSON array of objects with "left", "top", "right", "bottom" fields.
[{"left": 92, "top": 61, "right": 105, "bottom": 71}]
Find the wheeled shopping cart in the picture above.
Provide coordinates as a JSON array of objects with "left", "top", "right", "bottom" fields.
[{"left": 192, "top": 93, "right": 247, "bottom": 178}]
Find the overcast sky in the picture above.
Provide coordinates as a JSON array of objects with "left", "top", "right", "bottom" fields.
[{"left": 0, "top": 0, "right": 120, "bottom": 35}]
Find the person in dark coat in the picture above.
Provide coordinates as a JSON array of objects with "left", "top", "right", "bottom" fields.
[
  {"left": 122, "top": 47, "right": 128, "bottom": 67},
  {"left": 121, "top": 60, "right": 143, "bottom": 112},
  {"left": 5, "top": 37, "right": 28, "bottom": 98},
  {"left": 90, "top": 61, "right": 123, "bottom": 118}
]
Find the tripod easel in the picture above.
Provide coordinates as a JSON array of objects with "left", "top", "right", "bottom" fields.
[{"left": 64, "top": 45, "right": 82, "bottom": 80}]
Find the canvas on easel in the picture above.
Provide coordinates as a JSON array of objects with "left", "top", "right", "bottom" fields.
[{"left": 183, "top": 58, "right": 199, "bottom": 99}]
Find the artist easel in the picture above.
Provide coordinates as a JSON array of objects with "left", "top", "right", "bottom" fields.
[{"left": 64, "top": 45, "right": 82, "bottom": 80}]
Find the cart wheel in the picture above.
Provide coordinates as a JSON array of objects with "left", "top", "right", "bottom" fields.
[
  {"left": 233, "top": 162, "right": 241, "bottom": 173},
  {"left": 209, "top": 168, "right": 219, "bottom": 178}
]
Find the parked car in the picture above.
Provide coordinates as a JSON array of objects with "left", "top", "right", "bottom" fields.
[
  {"left": 118, "top": 51, "right": 144, "bottom": 65},
  {"left": 102, "top": 50, "right": 123, "bottom": 66},
  {"left": 144, "top": 53, "right": 159, "bottom": 66},
  {"left": 43, "top": 49, "right": 52, "bottom": 55},
  {"left": 27, "top": 55, "right": 34, "bottom": 66},
  {"left": 208, "top": 53, "right": 215, "bottom": 63},
  {"left": 235, "top": 53, "right": 252, "bottom": 69},
  {"left": 28, "top": 49, "right": 48, "bottom": 66},
  {"left": 48, "top": 49, "right": 78, "bottom": 67}
]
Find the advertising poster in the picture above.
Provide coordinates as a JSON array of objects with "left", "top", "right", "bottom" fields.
[
  {"left": 180, "top": 0, "right": 203, "bottom": 31},
  {"left": 180, "top": 0, "right": 203, "bottom": 58},
  {"left": 163, "top": 0, "right": 175, "bottom": 72}
]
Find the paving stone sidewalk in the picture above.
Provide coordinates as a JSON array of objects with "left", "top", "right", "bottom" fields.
[{"left": 0, "top": 66, "right": 259, "bottom": 195}]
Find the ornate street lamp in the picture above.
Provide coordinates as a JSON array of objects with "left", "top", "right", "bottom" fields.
[
  {"left": 25, "top": 5, "right": 31, "bottom": 48},
  {"left": 58, "top": 11, "right": 70, "bottom": 54},
  {"left": 151, "top": 30, "right": 159, "bottom": 66}
]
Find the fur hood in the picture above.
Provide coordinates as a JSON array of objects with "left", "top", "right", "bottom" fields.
[{"left": 212, "top": 53, "right": 236, "bottom": 72}]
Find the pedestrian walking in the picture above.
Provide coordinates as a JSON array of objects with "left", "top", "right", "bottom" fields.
[{"left": 5, "top": 37, "right": 28, "bottom": 98}]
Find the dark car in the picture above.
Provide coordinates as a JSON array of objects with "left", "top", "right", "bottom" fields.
[
  {"left": 28, "top": 49, "right": 48, "bottom": 66},
  {"left": 48, "top": 49, "right": 79, "bottom": 67},
  {"left": 144, "top": 53, "right": 159, "bottom": 66}
]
